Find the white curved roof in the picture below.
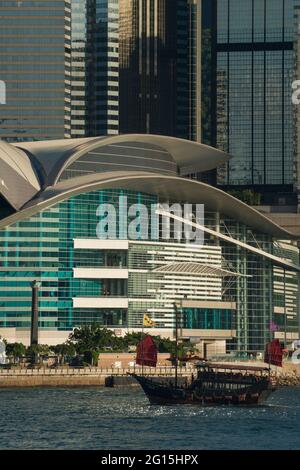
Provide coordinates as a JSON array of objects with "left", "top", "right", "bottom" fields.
[
  {"left": 0, "top": 140, "right": 40, "bottom": 210},
  {"left": 0, "top": 170, "right": 297, "bottom": 241},
  {"left": 14, "top": 134, "right": 230, "bottom": 185},
  {"left": 0, "top": 135, "right": 298, "bottom": 243}
]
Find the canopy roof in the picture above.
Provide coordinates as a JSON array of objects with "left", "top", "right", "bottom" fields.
[
  {"left": 14, "top": 134, "right": 230, "bottom": 185},
  {"left": 152, "top": 262, "right": 240, "bottom": 277},
  {"left": 0, "top": 140, "right": 40, "bottom": 210},
  {"left": 0, "top": 136, "right": 298, "bottom": 245}
]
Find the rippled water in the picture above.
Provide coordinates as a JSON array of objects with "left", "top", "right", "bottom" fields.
[{"left": 0, "top": 386, "right": 299, "bottom": 450}]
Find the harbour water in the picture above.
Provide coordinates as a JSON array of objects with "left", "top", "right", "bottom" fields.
[{"left": 0, "top": 386, "right": 299, "bottom": 450}]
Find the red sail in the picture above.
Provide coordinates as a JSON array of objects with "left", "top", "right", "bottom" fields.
[
  {"left": 136, "top": 335, "right": 157, "bottom": 367},
  {"left": 264, "top": 339, "right": 283, "bottom": 367}
]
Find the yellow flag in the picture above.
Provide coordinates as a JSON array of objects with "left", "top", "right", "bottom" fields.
[{"left": 143, "top": 313, "right": 156, "bottom": 327}]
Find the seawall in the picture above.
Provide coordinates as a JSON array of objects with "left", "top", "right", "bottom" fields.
[
  {"left": 0, "top": 375, "right": 107, "bottom": 387},
  {"left": 272, "top": 363, "right": 300, "bottom": 386},
  {"left": 0, "top": 366, "right": 191, "bottom": 388},
  {"left": 1, "top": 363, "right": 300, "bottom": 388}
]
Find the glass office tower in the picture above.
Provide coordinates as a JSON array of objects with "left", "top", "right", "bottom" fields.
[
  {"left": 0, "top": 0, "right": 119, "bottom": 142},
  {"left": 215, "top": 0, "right": 296, "bottom": 203},
  {"left": 118, "top": 0, "right": 201, "bottom": 140},
  {"left": 0, "top": 0, "right": 66, "bottom": 142},
  {"left": 65, "top": 0, "right": 119, "bottom": 137},
  {"left": 0, "top": 0, "right": 200, "bottom": 142}
]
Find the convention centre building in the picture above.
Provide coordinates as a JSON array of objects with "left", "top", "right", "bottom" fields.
[{"left": 0, "top": 135, "right": 299, "bottom": 356}]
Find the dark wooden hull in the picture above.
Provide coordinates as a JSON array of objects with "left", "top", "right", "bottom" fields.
[{"left": 131, "top": 374, "right": 275, "bottom": 406}]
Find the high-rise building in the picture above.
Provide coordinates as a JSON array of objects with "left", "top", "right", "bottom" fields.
[
  {"left": 65, "top": 0, "right": 201, "bottom": 139},
  {"left": 65, "top": 0, "right": 119, "bottom": 138},
  {"left": 294, "top": 4, "right": 300, "bottom": 210},
  {"left": 0, "top": 0, "right": 200, "bottom": 142},
  {"left": 214, "top": 0, "right": 296, "bottom": 205},
  {"left": 0, "top": 0, "right": 120, "bottom": 142},
  {"left": 200, "top": 0, "right": 217, "bottom": 148},
  {"left": 118, "top": 0, "right": 201, "bottom": 140},
  {"left": 0, "top": 0, "right": 66, "bottom": 142}
]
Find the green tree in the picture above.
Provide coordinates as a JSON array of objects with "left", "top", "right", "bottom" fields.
[
  {"left": 51, "top": 343, "right": 76, "bottom": 365},
  {"left": 122, "top": 332, "right": 144, "bottom": 348},
  {"left": 65, "top": 325, "right": 192, "bottom": 366},
  {"left": 69, "top": 324, "right": 119, "bottom": 352},
  {"left": 68, "top": 324, "right": 121, "bottom": 365},
  {"left": 26, "top": 344, "right": 51, "bottom": 364},
  {"left": 6, "top": 342, "right": 26, "bottom": 364},
  {"left": 82, "top": 350, "right": 100, "bottom": 366}
]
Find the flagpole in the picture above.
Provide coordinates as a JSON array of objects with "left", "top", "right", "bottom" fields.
[
  {"left": 140, "top": 314, "right": 156, "bottom": 376},
  {"left": 174, "top": 302, "right": 178, "bottom": 389},
  {"left": 142, "top": 316, "right": 144, "bottom": 377}
]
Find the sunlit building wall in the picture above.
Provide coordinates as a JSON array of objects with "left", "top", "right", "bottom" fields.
[
  {"left": 0, "top": 0, "right": 66, "bottom": 142},
  {"left": 65, "top": 0, "right": 119, "bottom": 138}
]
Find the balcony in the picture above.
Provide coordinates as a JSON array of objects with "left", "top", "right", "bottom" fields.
[
  {"left": 73, "top": 268, "right": 128, "bottom": 279},
  {"left": 73, "top": 297, "right": 128, "bottom": 309}
]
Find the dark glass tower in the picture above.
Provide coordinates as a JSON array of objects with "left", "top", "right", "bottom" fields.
[
  {"left": 118, "top": 0, "right": 201, "bottom": 140},
  {"left": 214, "top": 0, "right": 296, "bottom": 204}
]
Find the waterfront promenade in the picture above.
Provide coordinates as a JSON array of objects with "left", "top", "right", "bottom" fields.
[
  {"left": 1, "top": 362, "right": 300, "bottom": 387},
  {"left": 0, "top": 366, "right": 191, "bottom": 387}
]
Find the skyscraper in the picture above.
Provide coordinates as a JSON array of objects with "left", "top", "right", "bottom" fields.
[
  {"left": 0, "top": 0, "right": 66, "bottom": 142},
  {"left": 0, "top": 0, "right": 120, "bottom": 142},
  {"left": 118, "top": 0, "right": 201, "bottom": 140},
  {"left": 0, "top": 1, "right": 200, "bottom": 142},
  {"left": 65, "top": 0, "right": 119, "bottom": 138},
  {"left": 214, "top": 0, "right": 296, "bottom": 205}
]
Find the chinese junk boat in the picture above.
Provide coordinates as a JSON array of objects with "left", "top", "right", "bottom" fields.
[{"left": 131, "top": 329, "right": 282, "bottom": 406}]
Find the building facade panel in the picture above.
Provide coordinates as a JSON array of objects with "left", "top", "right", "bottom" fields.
[
  {"left": 0, "top": 0, "right": 66, "bottom": 142},
  {"left": 215, "top": 0, "right": 296, "bottom": 205}
]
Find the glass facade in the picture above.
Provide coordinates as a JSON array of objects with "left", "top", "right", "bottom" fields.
[
  {"left": 0, "top": 189, "right": 156, "bottom": 330},
  {"left": 273, "top": 242, "right": 299, "bottom": 337},
  {"left": 65, "top": 0, "right": 119, "bottom": 138},
  {"left": 0, "top": 0, "right": 66, "bottom": 142},
  {"left": 201, "top": 0, "right": 217, "bottom": 148},
  {"left": 215, "top": 0, "right": 296, "bottom": 197},
  {"left": 118, "top": 0, "right": 200, "bottom": 139},
  {"left": 0, "top": 0, "right": 200, "bottom": 141},
  {"left": 183, "top": 308, "right": 233, "bottom": 330}
]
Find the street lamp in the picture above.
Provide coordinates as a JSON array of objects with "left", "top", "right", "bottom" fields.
[
  {"left": 173, "top": 296, "right": 187, "bottom": 388},
  {"left": 173, "top": 302, "right": 180, "bottom": 389},
  {"left": 30, "top": 280, "right": 41, "bottom": 347}
]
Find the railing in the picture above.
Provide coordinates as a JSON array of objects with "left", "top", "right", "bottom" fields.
[{"left": 0, "top": 366, "right": 193, "bottom": 377}]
